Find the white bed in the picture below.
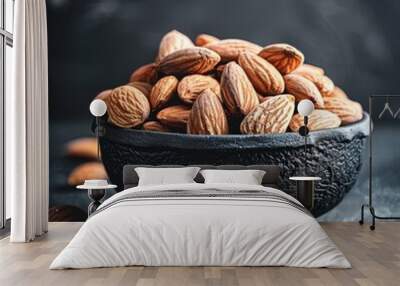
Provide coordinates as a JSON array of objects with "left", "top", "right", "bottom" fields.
[{"left": 50, "top": 182, "right": 350, "bottom": 269}]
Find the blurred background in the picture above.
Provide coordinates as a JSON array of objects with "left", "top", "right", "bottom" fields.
[{"left": 47, "top": 0, "right": 400, "bottom": 221}]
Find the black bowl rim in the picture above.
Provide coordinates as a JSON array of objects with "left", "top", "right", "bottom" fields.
[{"left": 100, "top": 112, "right": 370, "bottom": 150}]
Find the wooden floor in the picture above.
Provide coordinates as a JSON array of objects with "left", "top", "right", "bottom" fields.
[{"left": 0, "top": 222, "right": 399, "bottom": 286}]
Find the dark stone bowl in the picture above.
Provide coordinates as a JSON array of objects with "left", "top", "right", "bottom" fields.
[{"left": 99, "top": 112, "right": 369, "bottom": 216}]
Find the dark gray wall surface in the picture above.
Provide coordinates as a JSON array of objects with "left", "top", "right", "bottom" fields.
[{"left": 47, "top": 0, "right": 400, "bottom": 120}]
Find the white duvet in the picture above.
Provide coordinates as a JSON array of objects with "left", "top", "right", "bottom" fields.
[{"left": 50, "top": 183, "right": 350, "bottom": 269}]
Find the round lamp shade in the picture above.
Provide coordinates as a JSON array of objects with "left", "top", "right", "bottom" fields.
[
  {"left": 90, "top": 99, "right": 107, "bottom": 117},
  {"left": 297, "top": 99, "right": 315, "bottom": 116}
]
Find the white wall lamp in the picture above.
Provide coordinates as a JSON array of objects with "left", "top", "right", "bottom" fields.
[
  {"left": 297, "top": 99, "right": 315, "bottom": 175},
  {"left": 89, "top": 99, "right": 107, "bottom": 161}
]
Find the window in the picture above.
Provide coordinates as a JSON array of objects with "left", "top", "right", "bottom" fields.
[{"left": 0, "top": 0, "right": 14, "bottom": 230}]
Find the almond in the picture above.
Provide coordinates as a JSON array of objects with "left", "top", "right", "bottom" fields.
[
  {"left": 157, "top": 47, "right": 221, "bottom": 75},
  {"left": 126, "top": 82, "right": 152, "bottom": 98},
  {"left": 258, "top": 95, "right": 275, "bottom": 103},
  {"left": 289, "top": 110, "right": 341, "bottom": 132},
  {"left": 149, "top": 76, "right": 178, "bottom": 110},
  {"left": 294, "top": 63, "right": 325, "bottom": 75},
  {"left": 143, "top": 121, "right": 171, "bottom": 132},
  {"left": 292, "top": 70, "right": 334, "bottom": 97},
  {"left": 240, "top": 94, "right": 295, "bottom": 134},
  {"left": 238, "top": 52, "right": 285, "bottom": 96},
  {"left": 129, "top": 63, "right": 158, "bottom": 84},
  {"left": 187, "top": 89, "right": 229, "bottom": 135},
  {"left": 220, "top": 62, "right": 259, "bottom": 115},
  {"left": 66, "top": 137, "right": 98, "bottom": 160},
  {"left": 157, "top": 30, "right": 194, "bottom": 62},
  {"left": 156, "top": 105, "right": 191, "bottom": 129},
  {"left": 67, "top": 162, "right": 107, "bottom": 186},
  {"left": 95, "top": 89, "right": 112, "bottom": 101},
  {"left": 323, "top": 97, "right": 363, "bottom": 124},
  {"left": 325, "top": 86, "right": 348, "bottom": 99},
  {"left": 107, "top": 85, "right": 150, "bottom": 128},
  {"left": 177, "top": 75, "right": 221, "bottom": 104},
  {"left": 205, "top": 39, "right": 262, "bottom": 62},
  {"left": 195, "top": 34, "right": 219, "bottom": 46},
  {"left": 258, "top": 43, "right": 304, "bottom": 74},
  {"left": 284, "top": 74, "right": 324, "bottom": 108}
]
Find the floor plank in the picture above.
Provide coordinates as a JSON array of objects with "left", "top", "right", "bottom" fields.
[{"left": 0, "top": 222, "right": 399, "bottom": 286}]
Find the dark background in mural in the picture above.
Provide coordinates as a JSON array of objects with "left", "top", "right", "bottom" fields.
[{"left": 47, "top": 0, "right": 400, "bottom": 221}]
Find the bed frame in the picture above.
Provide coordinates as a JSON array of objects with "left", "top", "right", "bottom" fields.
[{"left": 122, "top": 164, "right": 282, "bottom": 190}]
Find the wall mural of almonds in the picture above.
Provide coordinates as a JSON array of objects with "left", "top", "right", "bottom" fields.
[{"left": 94, "top": 29, "right": 363, "bottom": 135}]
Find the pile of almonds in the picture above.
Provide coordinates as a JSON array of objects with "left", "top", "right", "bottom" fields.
[{"left": 96, "top": 30, "right": 363, "bottom": 135}]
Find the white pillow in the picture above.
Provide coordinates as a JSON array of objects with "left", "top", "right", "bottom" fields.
[
  {"left": 200, "top": 169, "right": 266, "bottom": 185},
  {"left": 135, "top": 167, "right": 200, "bottom": 186}
]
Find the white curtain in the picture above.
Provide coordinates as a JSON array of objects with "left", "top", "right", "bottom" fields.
[{"left": 6, "top": 0, "right": 49, "bottom": 242}]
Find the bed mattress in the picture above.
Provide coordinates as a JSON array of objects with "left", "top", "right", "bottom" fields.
[{"left": 50, "top": 183, "right": 350, "bottom": 269}]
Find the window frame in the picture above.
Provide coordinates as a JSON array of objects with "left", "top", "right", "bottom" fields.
[{"left": 0, "top": 0, "right": 13, "bottom": 230}]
